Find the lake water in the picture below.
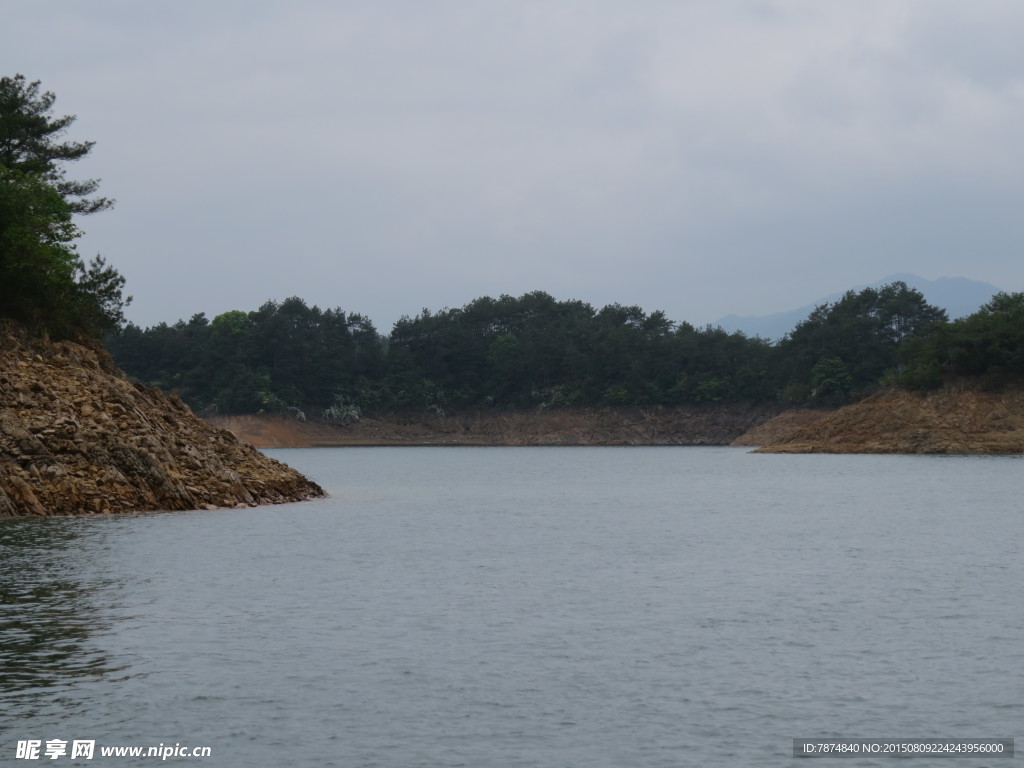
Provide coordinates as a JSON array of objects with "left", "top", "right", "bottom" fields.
[{"left": 1, "top": 447, "right": 1021, "bottom": 767}]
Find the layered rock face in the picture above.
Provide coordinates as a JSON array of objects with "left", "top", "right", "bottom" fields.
[{"left": 0, "top": 323, "right": 324, "bottom": 517}]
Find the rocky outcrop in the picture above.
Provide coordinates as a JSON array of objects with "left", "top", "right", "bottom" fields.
[
  {"left": 206, "top": 402, "right": 787, "bottom": 447},
  {"left": 0, "top": 322, "right": 323, "bottom": 517},
  {"left": 755, "top": 384, "right": 1024, "bottom": 454}
]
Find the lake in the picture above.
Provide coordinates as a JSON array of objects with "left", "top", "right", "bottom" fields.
[{"left": 1, "top": 446, "right": 1021, "bottom": 766}]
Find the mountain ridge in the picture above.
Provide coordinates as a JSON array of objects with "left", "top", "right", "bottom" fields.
[{"left": 716, "top": 274, "right": 1003, "bottom": 340}]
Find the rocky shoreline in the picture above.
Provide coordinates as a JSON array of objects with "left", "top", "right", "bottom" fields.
[{"left": 0, "top": 322, "right": 324, "bottom": 518}]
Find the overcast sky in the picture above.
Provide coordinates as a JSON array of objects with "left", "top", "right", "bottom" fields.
[{"left": 6, "top": 1, "right": 1024, "bottom": 331}]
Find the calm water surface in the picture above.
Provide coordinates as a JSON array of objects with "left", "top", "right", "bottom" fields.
[{"left": 1, "top": 447, "right": 1021, "bottom": 767}]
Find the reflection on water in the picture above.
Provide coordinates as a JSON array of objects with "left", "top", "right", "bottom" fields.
[{"left": 0, "top": 520, "right": 131, "bottom": 718}]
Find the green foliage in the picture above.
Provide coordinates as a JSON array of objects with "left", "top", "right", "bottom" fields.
[
  {"left": 73, "top": 255, "right": 131, "bottom": 336},
  {"left": 0, "top": 75, "right": 128, "bottom": 338},
  {"left": 0, "top": 168, "right": 80, "bottom": 329},
  {"left": 899, "top": 292, "right": 1024, "bottom": 388},
  {"left": 110, "top": 291, "right": 787, "bottom": 414},
  {"left": 777, "top": 281, "right": 947, "bottom": 403},
  {"left": 0, "top": 74, "right": 113, "bottom": 214},
  {"left": 107, "top": 298, "right": 385, "bottom": 415},
  {"left": 810, "top": 357, "right": 854, "bottom": 405},
  {"left": 106, "top": 286, "right": 1007, "bottom": 415}
]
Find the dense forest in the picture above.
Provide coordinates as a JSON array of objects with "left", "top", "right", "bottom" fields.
[{"left": 105, "top": 281, "right": 1024, "bottom": 419}]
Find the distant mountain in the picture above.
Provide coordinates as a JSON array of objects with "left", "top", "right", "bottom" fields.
[{"left": 716, "top": 274, "right": 1004, "bottom": 341}]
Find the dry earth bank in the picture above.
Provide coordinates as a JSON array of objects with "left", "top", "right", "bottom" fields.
[
  {"left": 208, "top": 385, "right": 1024, "bottom": 455},
  {"left": 206, "top": 402, "right": 788, "bottom": 448},
  {"left": 754, "top": 385, "right": 1024, "bottom": 454}
]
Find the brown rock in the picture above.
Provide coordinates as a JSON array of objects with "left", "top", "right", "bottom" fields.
[{"left": 0, "top": 320, "right": 324, "bottom": 518}]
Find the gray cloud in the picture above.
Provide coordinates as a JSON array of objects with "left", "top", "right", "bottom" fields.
[{"left": 5, "top": 1, "right": 1023, "bottom": 331}]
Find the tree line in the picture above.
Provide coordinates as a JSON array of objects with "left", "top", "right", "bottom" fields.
[{"left": 104, "top": 280, "right": 1024, "bottom": 419}]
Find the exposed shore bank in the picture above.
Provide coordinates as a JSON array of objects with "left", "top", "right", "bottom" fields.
[
  {"left": 0, "top": 322, "right": 324, "bottom": 518},
  {"left": 206, "top": 402, "right": 788, "bottom": 448},
  {"left": 754, "top": 384, "right": 1024, "bottom": 454},
  {"left": 207, "top": 384, "right": 1024, "bottom": 455}
]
